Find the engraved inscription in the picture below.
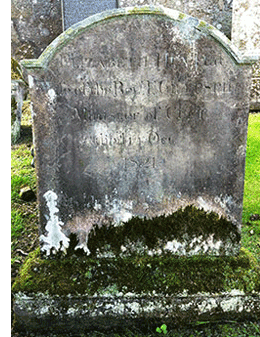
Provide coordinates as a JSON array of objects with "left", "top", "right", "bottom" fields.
[
  {"left": 56, "top": 48, "right": 226, "bottom": 72},
  {"left": 59, "top": 79, "right": 237, "bottom": 103},
  {"left": 81, "top": 129, "right": 176, "bottom": 149},
  {"left": 27, "top": 12, "right": 251, "bottom": 258}
]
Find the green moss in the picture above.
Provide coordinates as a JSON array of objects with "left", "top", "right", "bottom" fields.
[
  {"left": 178, "top": 13, "right": 186, "bottom": 20},
  {"left": 198, "top": 21, "right": 207, "bottom": 28},
  {"left": 12, "top": 206, "right": 252, "bottom": 296},
  {"left": 87, "top": 206, "right": 240, "bottom": 256},
  {"left": 12, "top": 246, "right": 260, "bottom": 297},
  {"left": 128, "top": 6, "right": 161, "bottom": 15},
  {"left": 11, "top": 96, "right": 17, "bottom": 125},
  {"left": 11, "top": 57, "right": 26, "bottom": 81}
]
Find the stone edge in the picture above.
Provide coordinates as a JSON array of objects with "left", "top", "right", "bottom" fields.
[
  {"left": 20, "top": 5, "right": 259, "bottom": 71},
  {"left": 13, "top": 290, "right": 260, "bottom": 334}
]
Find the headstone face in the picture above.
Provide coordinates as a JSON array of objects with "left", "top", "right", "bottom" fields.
[
  {"left": 22, "top": 7, "right": 253, "bottom": 256},
  {"left": 62, "top": 0, "right": 118, "bottom": 30}
]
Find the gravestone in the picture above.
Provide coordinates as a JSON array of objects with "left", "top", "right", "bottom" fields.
[
  {"left": 11, "top": 80, "right": 27, "bottom": 144},
  {"left": 21, "top": 6, "right": 255, "bottom": 257},
  {"left": 119, "top": 0, "right": 233, "bottom": 38},
  {"left": 11, "top": 0, "right": 62, "bottom": 60},
  {"left": 62, "top": 0, "right": 118, "bottom": 30},
  {"left": 14, "top": 8, "right": 260, "bottom": 334},
  {"left": 231, "top": 0, "right": 260, "bottom": 110}
]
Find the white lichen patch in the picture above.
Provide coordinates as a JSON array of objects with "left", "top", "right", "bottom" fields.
[
  {"left": 102, "top": 191, "right": 134, "bottom": 224},
  {"left": 221, "top": 296, "right": 244, "bottom": 312},
  {"left": 197, "top": 298, "right": 218, "bottom": 314},
  {"left": 28, "top": 75, "right": 34, "bottom": 89},
  {"left": 40, "top": 190, "right": 70, "bottom": 256},
  {"left": 47, "top": 88, "right": 56, "bottom": 104},
  {"left": 163, "top": 235, "right": 223, "bottom": 256},
  {"left": 107, "top": 198, "right": 133, "bottom": 224}
]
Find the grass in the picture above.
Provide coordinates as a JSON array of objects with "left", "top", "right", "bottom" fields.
[
  {"left": 241, "top": 113, "right": 260, "bottom": 261},
  {"left": 11, "top": 103, "right": 38, "bottom": 273},
  {"left": 11, "top": 111, "right": 260, "bottom": 336}
]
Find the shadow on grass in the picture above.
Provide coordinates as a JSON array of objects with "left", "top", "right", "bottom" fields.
[{"left": 18, "top": 125, "right": 33, "bottom": 145}]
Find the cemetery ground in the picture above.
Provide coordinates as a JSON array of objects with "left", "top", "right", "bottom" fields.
[{"left": 11, "top": 106, "right": 260, "bottom": 336}]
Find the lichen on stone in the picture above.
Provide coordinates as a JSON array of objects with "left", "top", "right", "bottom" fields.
[
  {"left": 12, "top": 245, "right": 260, "bottom": 297},
  {"left": 87, "top": 205, "right": 240, "bottom": 257}
]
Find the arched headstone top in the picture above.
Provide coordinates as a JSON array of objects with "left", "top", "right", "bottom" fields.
[{"left": 21, "top": 6, "right": 258, "bottom": 72}]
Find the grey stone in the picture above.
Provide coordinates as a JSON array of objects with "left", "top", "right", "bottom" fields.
[
  {"left": 11, "top": 0, "right": 62, "bottom": 60},
  {"left": 62, "top": 0, "right": 118, "bottom": 30},
  {"left": 11, "top": 80, "right": 27, "bottom": 144},
  {"left": 13, "top": 290, "right": 260, "bottom": 335},
  {"left": 22, "top": 6, "right": 256, "bottom": 257},
  {"left": 231, "top": 0, "right": 260, "bottom": 110},
  {"left": 119, "top": 0, "right": 233, "bottom": 38}
]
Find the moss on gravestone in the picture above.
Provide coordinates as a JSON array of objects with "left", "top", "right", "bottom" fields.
[
  {"left": 12, "top": 246, "right": 260, "bottom": 297},
  {"left": 87, "top": 205, "right": 240, "bottom": 256},
  {"left": 11, "top": 58, "right": 23, "bottom": 81}
]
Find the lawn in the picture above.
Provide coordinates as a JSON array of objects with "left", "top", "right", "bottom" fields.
[{"left": 241, "top": 113, "right": 260, "bottom": 260}]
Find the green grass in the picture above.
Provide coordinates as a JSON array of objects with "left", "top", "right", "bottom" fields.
[
  {"left": 11, "top": 144, "right": 37, "bottom": 236},
  {"left": 11, "top": 106, "right": 38, "bottom": 272},
  {"left": 242, "top": 113, "right": 260, "bottom": 260}
]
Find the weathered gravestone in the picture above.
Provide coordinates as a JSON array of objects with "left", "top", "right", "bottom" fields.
[
  {"left": 232, "top": 0, "right": 260, "bottom": 110},
  {"left": 21, "top": 6, "right": 255, "bottom": 258},
  {"left": 62, "top": 0, "right": 118, "bottom": 30},
  {"left": 13, "top": 7, "right": 260, "bottom": 334}
]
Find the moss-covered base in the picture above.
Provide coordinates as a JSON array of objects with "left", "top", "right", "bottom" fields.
[
  {"left": 12, "top": 248, "right": 260, "bottom": 334},
  {"left": 12, "top": 247, "right": 260, "bottom": 296}
]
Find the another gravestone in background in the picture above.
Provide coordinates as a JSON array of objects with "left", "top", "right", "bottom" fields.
[
  {"left": 22, "top": 7, "right": 253, "bottom": 257},
  {"left": 62, "top": 0, "right": 118, "bottom": 30},
  {"left": 11, "top": 59, "right": 28, "bottom": 144},
  {"left": 232, "top": 0, "right": 260, "bottom": 111},
  {"left": 119, "top": 0, "right": 233, "bottom": 38},
  {"left": 11, "top": 0, "right": 62, "bottom": 60},
  {"left": 11, "top": 80, "right": 26, "bottom": 144}
]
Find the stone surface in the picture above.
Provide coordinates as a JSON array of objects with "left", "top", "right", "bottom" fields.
[
  {"left": 12, "top": 246, "right": 260, "bottom": 334},
  {"left": 62, "top": 0, "right": 118, "bottom": 30},
  {"left": 13, "top": 290, "right": 260, "bottom": 335},
  {"left": 251, "top": 62, "right": 260, "bottom": 110},
  {"left": 231, "top": 0, "right": 260, "bottom": 110},
  {"left": 22, "top": 7, "right": 254, "bottom": 257},
  {"left": 11, "top": 0, "right": 62, "bottom": 60},
  {"left": 11, "top": 80, "right": 27, "bottom": 144},
  {"left": 231, "top": 0, "right": 260, "bottom": 55},
  {"left": 119, "top": 0, "right": 233, "bottom": 38}
]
